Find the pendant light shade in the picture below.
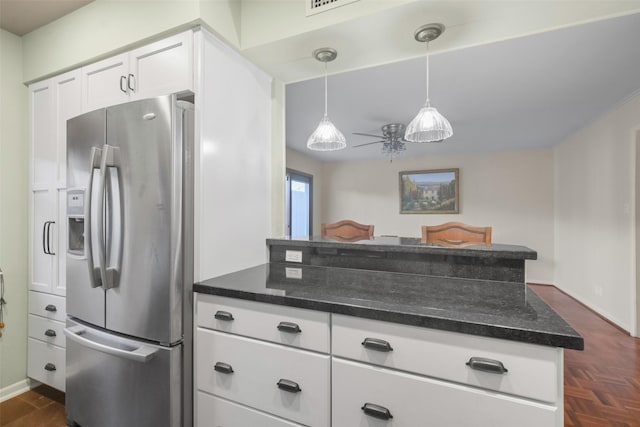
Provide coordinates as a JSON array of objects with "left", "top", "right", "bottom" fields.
[
  {"left": 307, "top": 114, "right": 346, "bottom": 151},
  {"left": 405, "top": 23, "right": 453, "bottom": 143},
  {"left": 404, "top": 102, "right": 453, "bottom": 143},
  {"left": 307, "top": 48, "right": 346, "bottom": 151}
]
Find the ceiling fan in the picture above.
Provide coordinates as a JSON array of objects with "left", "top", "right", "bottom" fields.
[{"left": 353, "top": 123, "right": 408, "bottom": 159}]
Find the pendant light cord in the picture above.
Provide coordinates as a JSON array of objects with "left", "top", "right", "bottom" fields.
[
  {"left": 324, "top": 61, "right": 328, "bottom": 116},
  {"left": 425, "top": 41, "right": 430, "bottom": 106}
]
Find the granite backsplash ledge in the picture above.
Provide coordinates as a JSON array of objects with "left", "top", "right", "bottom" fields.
[{"left": 267, "top": 236, "right": 537, "bottom": 282}]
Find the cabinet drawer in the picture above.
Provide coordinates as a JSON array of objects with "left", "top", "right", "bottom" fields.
[
  {"left": 27, "top": 338, "right": 65, "bottom": 392},
  {"left": 196, "top": 328, "right": 330, "bottom": 427},
  {"left": 196, "top": 294, "right": 329, "bottom": 353},
  {"left": 332, "top": 314, "right": 561, "bottom": 403},
  {"left": 29, "top": 291, "right": 66, "bottom": 322},
  {"left": 197, "top": 392, "right": 304, "bottom": 427},
  {"left": 28, "top": 315, "right": 66, "bottom": 348},
  {"left": 332, "top": 358, "right": 559, "bottom": 427}
]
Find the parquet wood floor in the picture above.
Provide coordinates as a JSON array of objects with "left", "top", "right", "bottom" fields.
[
  {"left": 530, "top": 284, "right": 640, "bottom": 427},
  {"left": 1, "top": 285, "right": 638, "bottom": 426}
]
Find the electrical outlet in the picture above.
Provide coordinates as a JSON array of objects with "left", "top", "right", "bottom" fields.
[
  {"left": 285, "top": 267, "right": 303, "bottom": 279},
  {"left": 285, "top": 250, "right": 303, "bottom": 263}
]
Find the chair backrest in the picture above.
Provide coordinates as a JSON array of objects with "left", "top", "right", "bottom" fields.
[
  {"left": 422, "top": 222, "right": 492, "bottom": 245},
  {"left": 321, "top": 220, "right": 374, "bottom": 242}
]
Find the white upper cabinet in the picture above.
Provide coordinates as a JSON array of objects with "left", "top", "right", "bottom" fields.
[
  {"left": 82, "top": 31, "right": 193, "bottom": 112},
  {"left": 81, "top": 53, "right": 129, "bottom": 113},
  {"left": 129, "top": 31, "right": 193, "bottom": 100}
]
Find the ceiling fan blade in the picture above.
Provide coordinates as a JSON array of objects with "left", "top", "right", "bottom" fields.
[
  {"left": 353, "top": 140, "right": 385, "bottom": 148},
  {"left": 353, "top": 132, "right": 384, "bottom": 138}
]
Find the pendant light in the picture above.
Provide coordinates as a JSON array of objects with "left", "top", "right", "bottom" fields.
[
  {"left": 405, "top": 23, "right": 453, "bottom": 143},
  {"left": 307, "top": 48, "right": 346, "bottom": 151}
]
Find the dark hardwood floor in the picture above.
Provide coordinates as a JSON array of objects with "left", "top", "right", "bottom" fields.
[
  {"left": 0, "top": 384, "right": 65, "bottom": 427},
  {"left": 1, "top": 285, "right": 638, "bottom": 426}
]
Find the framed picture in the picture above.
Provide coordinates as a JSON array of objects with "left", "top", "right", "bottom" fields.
[{"left": 399, "top": 168, "right": 459, "bottom": 214}]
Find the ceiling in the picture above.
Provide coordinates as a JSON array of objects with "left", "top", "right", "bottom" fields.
[
  {"left": 0, "top": 0, "right": 93, "bottom": 36},
  {"left": 286, "top": 12, "right": 640, "bottom": 162}
]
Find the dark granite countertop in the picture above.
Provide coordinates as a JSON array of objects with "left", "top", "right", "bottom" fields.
[
  {"left": 195, "top": 263, "right": 583, "bottom": 350},
  {"left": 267, "top": 236, "right": 537, "bottom": 260}
]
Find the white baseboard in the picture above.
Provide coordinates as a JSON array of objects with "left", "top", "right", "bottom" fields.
[
  {"left": 0, "top": 378, "right": 36, "bottom": 402},
  {"left": 557, "top": 286, "right": 630, "bottom": 333}
]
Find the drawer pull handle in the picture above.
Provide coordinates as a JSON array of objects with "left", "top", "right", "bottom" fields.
[
  {"left": 45, "top": 304, "right": 57, "bottom": 312},
  {"left": 214, "top": 311, "right": 234, "bottom": 321},
  {"left": 277, "top": 321, "right": 302, "bottom": 334},
  {"left": 361, "top": 402, "right": 393, "bottom": 420},
  {"left": 44, "top": 329, "right": 57, "bottom": 337},
  {"left": 361, "top": 337, "right": 393, "bottom": 352},
  {"left": 276, "top": 379, "right": 301, "bottom": 393},
  {"left": 214, "top": 362, "right": 234, "bottom": 374},
  {"left": 44, "top": 363, "right": 57, "bottom": 372},
  {"left": 466, "top": 357, "right": 508, "bottom": 374}
]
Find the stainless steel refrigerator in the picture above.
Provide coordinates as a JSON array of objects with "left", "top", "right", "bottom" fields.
[{"left": 64, "top": 94, "right": 194, "bottom": 427}]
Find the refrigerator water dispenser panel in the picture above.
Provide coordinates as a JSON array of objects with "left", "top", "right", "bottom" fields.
[{"left": 67, "top": 190, "right": 85, "bottom": 255}]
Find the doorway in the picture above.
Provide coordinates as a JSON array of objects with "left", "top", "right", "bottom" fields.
[{"left": 285, "top": 169, "right": 313, "bottom": 237}]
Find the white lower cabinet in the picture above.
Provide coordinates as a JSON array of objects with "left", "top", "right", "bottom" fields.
[
  {"left": 27, "top": 338, "right": 66, "bottom": 391},
  {"left": 194, "top": 294, "right": 563, "bottom": 427},
  {"left": 197, "top": 393, "right": 304, "bottom": 427},
  {"left": 197, "top": 328, "right": 330, "bottom": 427},
  {"left": 27, "top": 291, "right": 66, "bottom": 391},
  {"left": 332, "top": 358, "right": 558, "bottom": 427}
]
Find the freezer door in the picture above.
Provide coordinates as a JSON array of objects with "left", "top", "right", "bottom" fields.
[
  {"left": 66, "top": 108, "right": 107, "bottom": 327},
  {"left": 65, "top": 319, "right": 181, "bottom": 427},
  {"left": 104, "top": 95, "right": 187, "bottom": 344}
]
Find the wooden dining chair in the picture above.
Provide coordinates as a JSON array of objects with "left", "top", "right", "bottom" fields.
[
  {"left": 421, "top": 222, "right": 492, "bottom": 245},
  {"left": 321, "top": 220, "right": 374, "bottom": 241}
]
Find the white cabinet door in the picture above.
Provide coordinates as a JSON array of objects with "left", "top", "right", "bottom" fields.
[
  {"left": 29, "top": 80, "right": 54, "bottom": 190},
  {"left": 82, "top": 52, "right": 129, "bottom": 112},
  {"left": 52, "top": 70, "right": 81, "bottom": 296},
  {"left": 197, "top": 329, "right": 330, "bottom": 427},
  {"left": 27, "top": 338, "right": 65, "bottom": 392},
  {"left": 31, "top": 191, "right": 56, "bottom": 293},
  {"left": 197, "top": 392, "right": 304, "bottom": 427},
  {"left": 332, "top": 358, "right": 559, "bottom": 427},
  {"left": 30, "top": 79, "right": 57, "bottom": 294},
  {"left": 53, "top": 70, "right": 82, "bottom": 188},
  {"left": 129, "top": 31, "right": 193, "bottom": 100}
]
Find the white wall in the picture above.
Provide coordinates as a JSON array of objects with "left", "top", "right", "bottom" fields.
[
  {"left": 555, "top": 93, "right": 640, "bottom": 333},
  {"left": 0, "top": 30, "right": 29, "bottom": 390},
  {"left": 286, "top": 148, "right": 325, "bottom": 236},
  {"left": 311, "top": 149, "right": 555, "bottom": 283},
  {"left": 194, "top": 31, "right": 272, "bottom": 281}
]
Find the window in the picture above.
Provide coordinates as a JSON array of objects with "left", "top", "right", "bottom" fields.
[{"left": 285, "top": 169, "right": 313, "bottom": 237}]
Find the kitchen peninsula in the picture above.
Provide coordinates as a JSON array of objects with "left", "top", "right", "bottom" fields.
[{"left": 193, "top": 237, "right": 582, "bottom": 426}]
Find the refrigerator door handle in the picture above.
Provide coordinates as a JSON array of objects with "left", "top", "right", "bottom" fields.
[
  {"left": 86, "top": 147, "right": 102, "bottom": 288},
  {"left": 64, "top": 325, "right": 159, "bottom": 363},
  {"left": 97, "top": 144, "right": 120, "bottom": 290}
]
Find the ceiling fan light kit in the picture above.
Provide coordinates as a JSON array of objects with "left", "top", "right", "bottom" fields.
[
  {"left": 307, "top": 47, "right": 347, "bottom": 151},
  {"left": 405, "top": 23, "right": 453, "bottom": 143},
  {"left": 353, "top": 123, "right": 408, "bottom": 161}
]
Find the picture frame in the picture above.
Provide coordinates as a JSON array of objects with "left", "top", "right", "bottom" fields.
[{"left": 399, "top": 168, "right": 459, "bottom": 214}]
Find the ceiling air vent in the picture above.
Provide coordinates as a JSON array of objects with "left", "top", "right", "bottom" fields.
[{"left": 306, "top": 0, "right": 360, "bottom": 17}]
